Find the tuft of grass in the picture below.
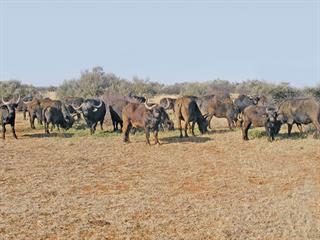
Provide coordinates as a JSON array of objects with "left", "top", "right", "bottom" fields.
[{"left": 248, "top": 129, "right": 267, "bottom": 139}]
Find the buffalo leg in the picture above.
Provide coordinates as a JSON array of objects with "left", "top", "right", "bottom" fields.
[
  {"left": 242, "top": 121, "right": 251, "bottom": 140},
  {"left": 177, "top": 119, "right": 183, "bottom": 138},
  {"left": 154, "top": 130, "right": 160, "bottom": 145},
  {"left": 296, "top": 123, "right": 303, "bottom": 133},
  {"left": 11, "top": 123, "right": 17, "bottom": 139},
  {"left": 312, "top": 120, "right": 320, "bottom": 139},
  {"left": 90, "top": 123, "right": 97, "bottom": 135},
  {"left": 119, "top": 121, "right": 123, "bottom": 133},
  {"left": 30, "top": 114, "right": 35, "bottom": 129},
  {"left": 100, "top": 120, "right": 103, "bottom": 130},
  {"left": 265, "top": 124, "right": 274, "bottom": 142},
  {"left": 184, "top": 120, "right": 189, "bottom": 137},
  {"left": 123, "top": 122, "right": 132, "bottom": 142},
  {"left": 287, "top": 124, "right": 293, "bottom": 135},
  {"left": 188, "top": 122, "right": 192, "bottom": 134},
  {"left": 112, "top": 120, "right": 117, "bottom": 131},
  {"left": 207, "top": 114, "right": 214, "bottom": 129},
  {"left": 145, "top": 128, "right": 150, "bottom": 145},
  {"left": 45, "top": 121, "right": 50, "bottom": 134},
  {"left": 227, "top": 118, "right": 233, "bottom": 130},
  {"left": 2, "top": 124, "right": 6, "bottom": 139},
  {"left": 191, "top": 122, "right": 196, "bottom": 136}
]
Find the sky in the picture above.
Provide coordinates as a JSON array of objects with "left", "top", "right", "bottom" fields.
[{"left": 0, "top": 0, "right": 319, "bottom": 87}]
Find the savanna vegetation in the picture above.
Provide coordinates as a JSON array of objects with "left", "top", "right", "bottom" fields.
[{"left": 2, "top": 66, "right": 319, "bottom": 103}]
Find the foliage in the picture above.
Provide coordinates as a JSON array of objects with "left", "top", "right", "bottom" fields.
[
  {"left": 0, "top": 80, "right": 36, "bottom": 98},
  {"left": 2, "top": 67, "right": 320, "bottom": 103}
]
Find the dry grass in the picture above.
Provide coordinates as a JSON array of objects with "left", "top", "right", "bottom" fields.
[{"left": 1, "top": 113, "right": 320, "bottom": 239}]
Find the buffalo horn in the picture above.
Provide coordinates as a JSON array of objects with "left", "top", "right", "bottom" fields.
[
  {"left": 1, "top": 97, "right": 11, "bottom": 105},
  {"left": 163, "top": 98, "right": 171, "bottom": 109},
  {"left": 92, "top": 99, "right": 103, "bottom": 109},
  {"left": 144, "top": 99, "right": 157, "bottom": 110}
]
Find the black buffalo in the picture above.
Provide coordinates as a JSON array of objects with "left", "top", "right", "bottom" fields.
[
  {"left": 0, "top": 96, "right": 20, "bottom": 139},
  {"left": 73, "top": 99, "right": 106, "bottom": 134},
  {"left": 44, "top": 104, "right": 74, "bottom": 134}
]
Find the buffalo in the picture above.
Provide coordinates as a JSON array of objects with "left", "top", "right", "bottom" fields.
[
  {"left": 109, "top": 105, "right": 123, "bottom": 132},
  {"left": 277, "top": 98, "right": 320, "bottom": 138},
  {"left": 23, "top": 98, "right": 43, "bottom": 129},
  {"left": 73, "top": 99, "right": 106, "bottom": 134},
  {"left": 41, "top": 97, "right": 62, "bottom": 110},
  {"left": 103, "top": 93, "right": 150, "bottom": 132},
  {"left": 0, "top": 96, "right": 20, "bottom": 139},
  {"left": 234, "top": 94, "right": 260, "bottom": 113},
  {"left": 241, "top": 105, "right": 281, "bottom": 141},
  {"left": 63, "top": 97, "right": 84, "bottom": 122},
  {"left": 128, "top": 93, "right": 146, "bottom": 103},
  {"left": 21, "top": 95, "right": 33, "bottom": 120},
  {"left": 174, "top": 97, "right": 208, "bottom": 138},
  {"left": 44, "top": 104, "right": 74, "bottom": 134},
  {"left": 122, "top": 101, "right": 173, "bottom": 145},
  {"left": 200, "top": 95, "right": 238, "bottom": 130}
]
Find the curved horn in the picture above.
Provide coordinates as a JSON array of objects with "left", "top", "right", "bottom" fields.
[
  {"left": 144, "top": 99, "right": 157, "bottom": 110},
  {"left": 72, "top": 102, "right": 83, "bottom": 110},
  {"left": 1, "top": 97, "right": 10, "bottom": 105},
  {"left": 23, "top": 99, "right": 32, "bottom": 104},
  {"left": 163, "top": 98, "right": 171, "bottom": 109},
  {"left": 92, "top": 99, "right": 103, "bottom": 108},
  {"left": 15, "top": 95, "right": 21, "bottom": 104}
]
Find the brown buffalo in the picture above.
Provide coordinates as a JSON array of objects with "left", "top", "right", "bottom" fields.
[
  {"left": 203, "top": 96, "right": 238, "bottom": 130},
  {"left": 122, "top": 101, "right": 173, "bottom": 145},
  {"left": 41, "top": 98, "right": 62, "bottom": 110},
  {"left": 277, "top": 98, "right": 320, "bottom": 138},
  {"left": 174, "top": 97, "right": 208, "bottom": 138},
  {"left": 23, "top": 98, "right": 43, "bottom": 129},
  {"left": 241, "top": 105, "right": 281, "bottom": 141},
  {"left": 234, "top": 94, "right": 260, "bottom": 113}
]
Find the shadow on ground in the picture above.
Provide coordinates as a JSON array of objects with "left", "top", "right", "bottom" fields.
[
  {"left": 209, "top": 128, "right": 235, "bottom": 134},
  {"left": 22, "top": 133, "right": 74, "bottom": 138},
  {"left": 161, "top": 135, "right": 212, "bottom": 144}
]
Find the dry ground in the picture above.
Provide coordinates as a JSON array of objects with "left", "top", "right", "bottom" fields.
[{"left": 1, "top": 113, "right": 320, "bottom": 240}]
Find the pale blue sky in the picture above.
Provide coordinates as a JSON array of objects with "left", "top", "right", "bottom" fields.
[{"left": 0, "top": 0, "right": 319, "bottom": 87}]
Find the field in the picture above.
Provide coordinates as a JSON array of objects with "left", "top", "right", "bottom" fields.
[{"left": 1, "top": 112, "right": 320, "bottom": 240}]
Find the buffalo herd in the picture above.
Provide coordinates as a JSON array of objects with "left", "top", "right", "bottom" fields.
[{"left": 1, "top": 93, "right": 320, "bottom": 143}]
